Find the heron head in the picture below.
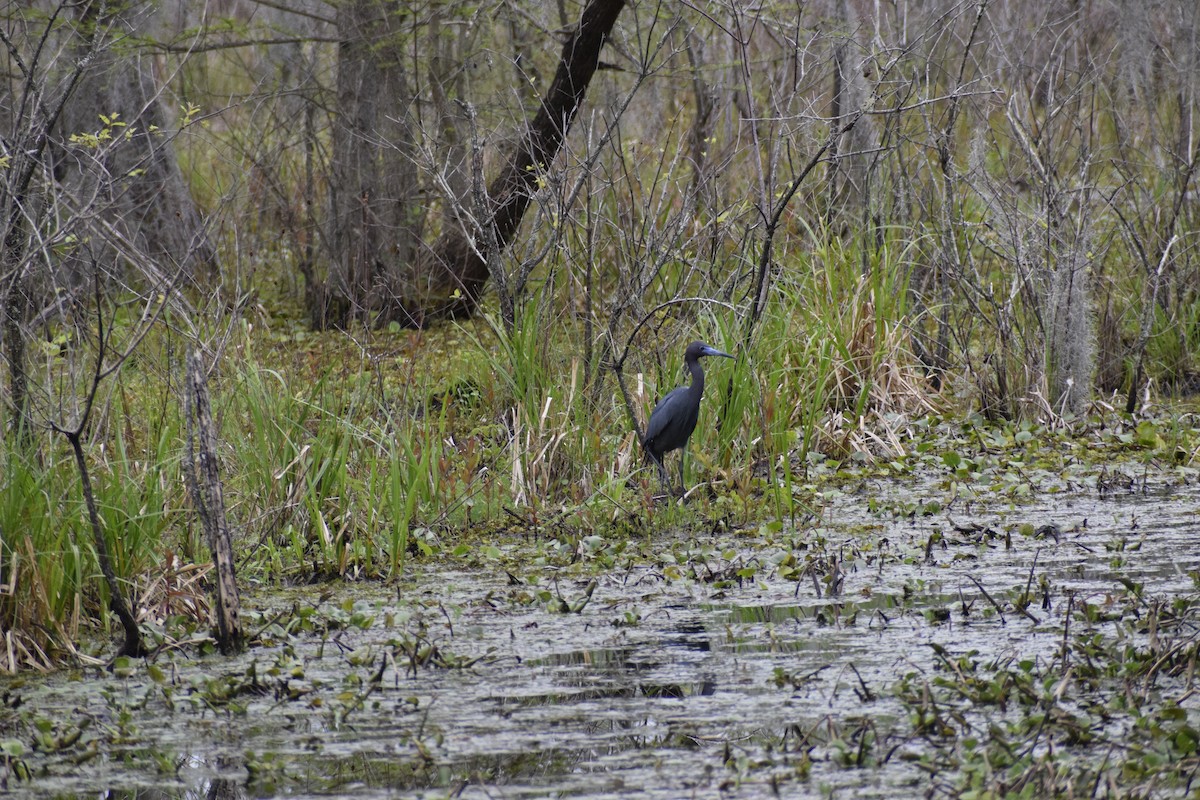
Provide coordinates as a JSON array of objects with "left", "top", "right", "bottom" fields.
[{"left": 686, "top": 341, "right": 734, "bottom": 361}]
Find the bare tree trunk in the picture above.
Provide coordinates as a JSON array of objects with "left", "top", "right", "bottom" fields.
[
  {"left": 321, "top": 0, "right": 420, "bottom": 328},
  {"left": 507, "top": 0, "right": 542, "bottom": 107},
  {"left": 825, "top": 0, "right": 875, "bottom": 234},
  {"left": 683, "top": 26, "right": 717, "bottom": 202},
  {"left": 410, "top": 0, "right": 626, "bottom": 325},
  {"left": 427, "top": 10, "right": 471, "bottom": 265},
  {"left": 56, "top": 1, "right": 214, "bottom": 291}
]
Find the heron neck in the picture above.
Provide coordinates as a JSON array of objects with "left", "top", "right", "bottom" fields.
[{"left": 688, "top": 358, "right": 706, "bottom": 396}]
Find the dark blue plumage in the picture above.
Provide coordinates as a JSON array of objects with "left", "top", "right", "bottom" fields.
[{"left": 643, "top": 341, "right": 733, "bottom": 491}]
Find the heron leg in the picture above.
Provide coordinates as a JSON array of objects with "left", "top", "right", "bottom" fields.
[
  {"left": 650, "top": 453, "right": 671, "bottom": 489},
  {"left": 678, "top": 446, "right": 687, "bottom": 497}
]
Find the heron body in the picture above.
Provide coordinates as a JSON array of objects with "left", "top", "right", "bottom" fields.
[{"left": 643, "top": 341, "right": 734, "bottom": 491}]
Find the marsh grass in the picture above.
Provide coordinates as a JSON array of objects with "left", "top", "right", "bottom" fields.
[
  {"left": 3, "top": 222, "right": 1194, "bottom": 670},
  {"left": 375, "top": 400, "right": 455, "bottom": 575},
  {"left": 0, "top": 223, "right": 941, "bottom": 669},
  {"left": 0, "top": 445, "right": 77, "bottom": 671},
  {"left": 0, "top": 398, "right": 177, "bottom": 669},
  {"left": 753, "top": 226, "right": 933, "bottom": 467}
]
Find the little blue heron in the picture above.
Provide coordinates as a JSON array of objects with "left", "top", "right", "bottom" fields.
[{"left": 643, "top": 341, "right": 734, "bottom": 492}]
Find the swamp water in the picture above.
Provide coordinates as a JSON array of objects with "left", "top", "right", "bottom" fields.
[{"left": 3, "top": 467, "right": 1198, "bottom": 799}]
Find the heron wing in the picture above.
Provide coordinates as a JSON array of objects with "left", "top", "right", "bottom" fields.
[{"left": 644, "top": 386, "right": 688, "bottom": 448}]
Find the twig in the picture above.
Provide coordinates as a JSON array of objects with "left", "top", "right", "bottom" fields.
[{"left": 965, "top": 574, "right": 1006, "bottom": 625}]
